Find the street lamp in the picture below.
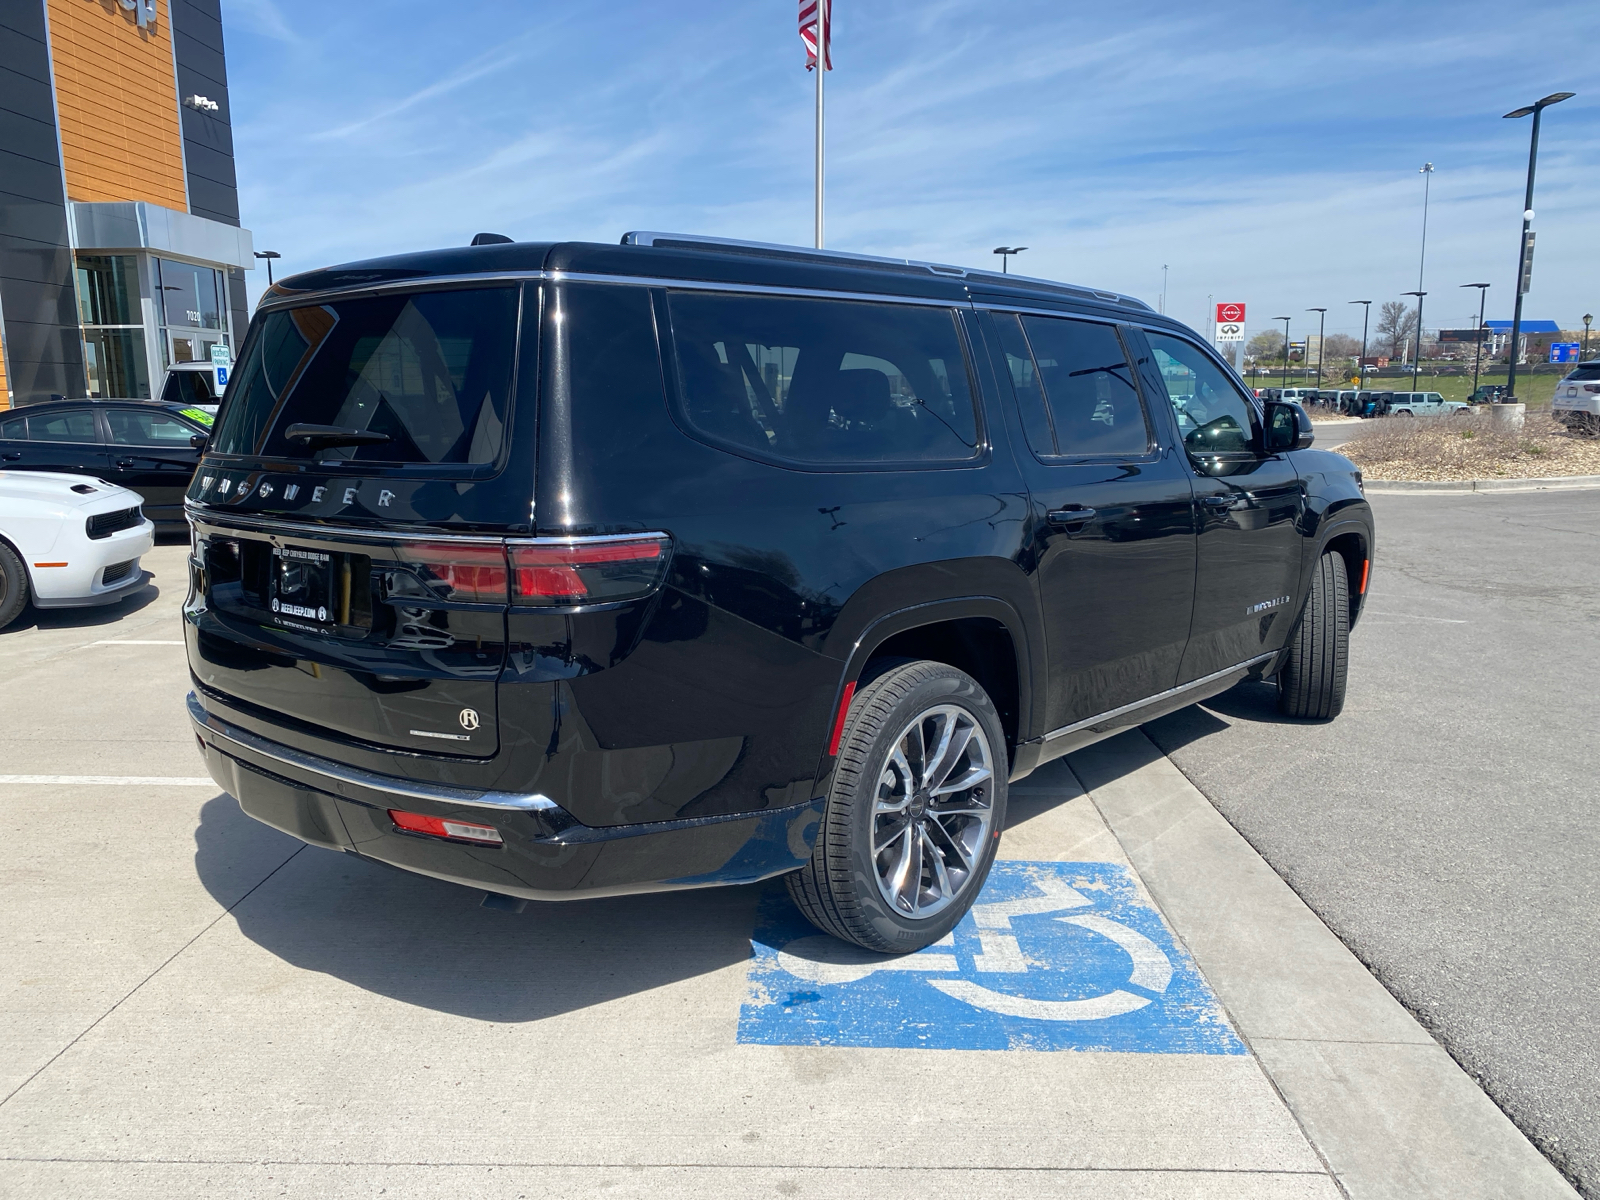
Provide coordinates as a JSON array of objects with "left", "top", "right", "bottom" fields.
[
  {"left": 992, "top": 246, "right": 1027, "bottom": 275},
  {"left": 1161, "top": 264, "right": 1169, "bottom": 315},
  {"left": 1349, "top": 300, "right": 1372, "bottom": 396},
  {"left": 1275, "top": 316, "right": 1292, "bottom": 389},
  {"left": 1404, "top": 290, "right": 1428, "bottom": 391},
  {"left": 1307, "top": 307, "right": 1327, "bottom": 390},
  {"left": 1584, "top": 313, "right": 1593, "bottom": 362},
  {"left": 253, "top": 249, "right": 282, "bottom": 285},
  {"left": 1503, "top": 91, "right": 1575, "bottom": 402},
  {"left": 1461, "top": 283, "right": 1491, "bottom": 398}
]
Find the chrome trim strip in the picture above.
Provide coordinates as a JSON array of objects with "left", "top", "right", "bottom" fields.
[
  {"left": 621, "top": 230, "right": 971, "bottom": 277},
  {"left": 184, "top": 505, "right": 508, "bottom": 545},
  {"left": 975, "top": 299, "right": 1145, "bottom": 324},
  {"left": 558, "top": 271, "right": 965, "bottom": 309},
  {"left": 188, "top": 691, "right": 559, "bottom": 812},
  {"left": 505, "top": 531, "right": 670, "bottom": 546},
  {"left": 1040, "top": 653, "right": 1276, "bottom": 743}
]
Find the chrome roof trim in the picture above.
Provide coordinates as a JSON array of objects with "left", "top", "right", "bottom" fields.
[{"left": 255, "top": 270, "right": 549, "bottom": 314}]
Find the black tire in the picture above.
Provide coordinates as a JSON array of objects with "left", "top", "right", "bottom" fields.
[
  {"left": 1277, "top": 552, "right": 1350, "bottom": 720},
  {"left": 787, "top": 659, "right": 1008, "bottom": 952},
  {"left": 0, "top": 540, "right": 29, "bottom": 632}
]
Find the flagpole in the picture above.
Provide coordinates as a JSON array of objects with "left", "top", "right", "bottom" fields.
[{"left": 814, "top": 0, "right": 825, "bottom": 249}]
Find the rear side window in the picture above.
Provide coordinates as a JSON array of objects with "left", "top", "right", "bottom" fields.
[
  {"left": 107, "top": 409, "right": 197, "bottom": 445},
  {"left": 162, "top": 371, "right": 216, "bottom": 406},
  {"left": 28, "top": 409, "right": 99, "bottom": 442},
  {"left": 0, "top": 415, "right": 24, "bottom": 438},
  {"left": 667, "top": 291, "right": 979, "bottom": 466},
  {"left": 1146, "top": 333, "right": 1257, "bottom": 455},
  {"left": 1018, "top": 316, "right": 1150, "bottom": 456},
  {"left": 210, "top": 286, "right": 519, "bottom": 465}
]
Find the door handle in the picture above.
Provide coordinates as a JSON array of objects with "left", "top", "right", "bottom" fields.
[
  {"left": 114, "top": 457, "right": 137, "bottom": 468},
  {"left": 1046, "top": 506, "right": 1098, "bottom": 528},
  {"left": 1200, "top": 494, "right": 1234, "bottom": 508},
  {"left": 1, "top": 452, "right": 22, "bottom": 461}
]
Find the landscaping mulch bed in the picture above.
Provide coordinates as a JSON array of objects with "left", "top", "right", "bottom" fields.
[{"left": 1336, "top": 413, "right": 1600, "bottom": 482}]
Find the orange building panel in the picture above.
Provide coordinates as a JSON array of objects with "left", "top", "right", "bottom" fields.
[
  {"left": 0, "top": 324, "right": 10, "bottom": 409},
  {"left": 46, "top": 0, "right": 187, "bottom": 211}
]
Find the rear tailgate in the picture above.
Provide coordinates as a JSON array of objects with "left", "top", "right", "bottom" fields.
[{"left": 189, "top": 517, "right": 506, "bottom": 756}]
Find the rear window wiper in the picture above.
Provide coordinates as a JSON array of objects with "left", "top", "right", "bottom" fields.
[{"left": 284, "top": 423, "right": 393, "bottom": 449}]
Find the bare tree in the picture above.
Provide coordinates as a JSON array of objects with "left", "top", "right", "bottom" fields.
[
  {"left": 1376, "top": 302, "right": 1418, "bottom": 358},
  {"left": 1323, "top": 333, "right": 1361, "bottom": 359}
]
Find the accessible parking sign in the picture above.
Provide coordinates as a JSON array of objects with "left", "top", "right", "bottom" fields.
[{"left": 740, "top": 861, "right": 1244, "bottom": 1053}]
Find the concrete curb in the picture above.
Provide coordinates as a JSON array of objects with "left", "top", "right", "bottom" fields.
[
  {"left": 1068, "top": 731, "right": 1579, "bottom": 1200},
  {"left": 1365, "top": 474, "right": 1600, "bottom": 495}
]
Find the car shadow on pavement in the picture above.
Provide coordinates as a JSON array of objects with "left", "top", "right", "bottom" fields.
[
  {"left": 192, "top": 794, "right": 762, "bottom": 1022},
  {"left": 1143, "top": 680, "right": 1307, "bottom": 755},
  {"left": 3, "top": 582, "right": 161, "bottom": 635}
]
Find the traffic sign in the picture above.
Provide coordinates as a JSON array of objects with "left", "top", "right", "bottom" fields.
[{"left": 1216, "top": 302, "right": 1245, "bottom": 324}]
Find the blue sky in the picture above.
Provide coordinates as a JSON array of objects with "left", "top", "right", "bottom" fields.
[{"left": 221, "top": 0, "right": 1598, "bottom": 342}]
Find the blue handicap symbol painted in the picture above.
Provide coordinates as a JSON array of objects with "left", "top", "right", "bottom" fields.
[{"left": 739, "top": 860, "right": 1245, "bottom": 1053}]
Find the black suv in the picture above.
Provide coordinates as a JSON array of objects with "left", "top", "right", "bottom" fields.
[{"left": 184, "top": 232, "right": 1373, "bottom": 951}]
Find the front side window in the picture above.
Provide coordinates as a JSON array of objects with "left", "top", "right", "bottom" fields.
[
  {"left": 1147, "top": 333, "right": 1258, "bottom": 456},
  {"left": 29, "top": 409, "right": 99, "bottom": 442},
  {"left": 667, "top": 291, "right": 979, "bottom": 465},
  {"left": 108, "top": 409, "right": 199, "bottom": 445},
  {"left": 211, "top": 286, "right": 518, "bottom": 465}
]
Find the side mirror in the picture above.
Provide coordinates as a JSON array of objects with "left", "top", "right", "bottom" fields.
[
  {"left": 190, "top": 432, "right": 209, "bottom": 450},
  {"left": 1263, "top": 401, "right": 1314, "bottom": 452}
]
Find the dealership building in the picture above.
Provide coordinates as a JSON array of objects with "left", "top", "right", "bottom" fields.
[{"left": 0, "top": 0, "right": 252, "bottom": 408}]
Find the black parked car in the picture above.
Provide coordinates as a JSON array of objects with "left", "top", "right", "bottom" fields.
[
  {"left": 0, "top": 399, "right": 210, "bottom": 531},
  {"left": 184, "top": 232, "right": 1374, "bottom": 951}
]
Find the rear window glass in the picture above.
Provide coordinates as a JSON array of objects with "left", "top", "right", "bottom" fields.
[
  {"left": 210, "top": 287, "right": 518, "bottom": 465},
  {"left": 1567, "top": 364, "right": 1600, "bottom": 382},
  {"left": 667, "top": 291, "right": 979, "bottom": 465},
  {"left": 29, "top": 409, "right": 98, "bottom": 442}
]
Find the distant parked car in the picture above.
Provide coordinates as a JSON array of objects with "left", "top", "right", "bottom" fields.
[
  {"left": 1553, "top": 361, "right": 1600, "bottom": 435},
  {"left": 158, "top": 361, "right": 223, "bottom": 411},
  {"left": 1336, "top": 389, "right": 1360, "bottom": 413},
  {"left": 1388, "top": 391, "right": 1469, "bottom": 416},
  {"left": 1467, "top": 384, "right": 1507, "bottom": 405},
  {"left": 0, "top": 470, "right": 153, "bottom": 631},
  {"left": 1358, "top": 391, "right": 1394, "bottom": 418},
  {"left": 0, "top": 399, "right": 211, "bottom": 531}
]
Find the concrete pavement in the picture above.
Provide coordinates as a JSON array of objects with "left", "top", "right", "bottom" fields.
[{"left": 0, "top": 541, "right": 1576, "bottom": 1198}]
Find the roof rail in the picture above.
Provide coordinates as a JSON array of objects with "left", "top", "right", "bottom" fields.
[{"left": 619, "top": 231, "right": 1150, "bottom": 311}]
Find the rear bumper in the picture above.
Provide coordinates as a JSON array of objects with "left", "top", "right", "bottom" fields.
[{"left": 187, "top": 692, "right": 820, "bottom": 901}]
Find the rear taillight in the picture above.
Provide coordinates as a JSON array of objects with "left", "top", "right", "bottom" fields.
[
  {"left": 394, "top": 542, "right": 509, "bottom": 603},
  {"left": 388, "top": 809, "right": 504, "bottom": 845},
  {"left": 509, "top": 534, "right": 671, "bottom": 606}
]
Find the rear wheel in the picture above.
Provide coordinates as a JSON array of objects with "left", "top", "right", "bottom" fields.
[
  {"left": 787, "top": 660, "right": 1007, "bottom": 952},
  {"left": 1277, "top": 552, "right": 1350, "bottom": 720},
  {"left": 0, "top": 541, "right": 29, "bottom": 632}
]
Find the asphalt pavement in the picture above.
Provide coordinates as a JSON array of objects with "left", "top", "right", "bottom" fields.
[{"left": 1146, "top": 489, "right": 1600, "bottom": 1197}]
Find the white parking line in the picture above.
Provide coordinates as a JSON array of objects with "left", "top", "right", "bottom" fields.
[
  {"left": 1363, "top": 612, "right": 1469, "bottom": 624},
  {"left": 0, "top": 775, "right": 215, "bottom": 786},
  {"left": 90, "top": 640, "right": 184, "bottom": 646}
]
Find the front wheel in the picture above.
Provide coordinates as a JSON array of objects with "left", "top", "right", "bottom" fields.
[
  {"left": 787, "top": 660, "right": 1008, "bottom": 952},
  {"left": 1277, "top": 552, "right": 1350, "bottom": 720},
  {"left": 0, "top": 541, "right": 29, "bottom": 632}
]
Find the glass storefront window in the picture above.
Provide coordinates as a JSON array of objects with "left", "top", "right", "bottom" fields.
[
  {"left": 156, "top": 257, "right": 222, "bottom": 330},
  {"left": 76, "top": 255, "right": 140, "bottom": 325},
  {"left": 84, "top": 328, "right": 152, "bottom": 399}
]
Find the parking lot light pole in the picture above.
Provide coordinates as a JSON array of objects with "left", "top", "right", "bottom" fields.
[
  {"left": 1349, "top": 300, "right": 1371, "bottom": 395},
  {"left": 993, "top": 247, "right": 1026, "bottom": 274},
  {"left": 1275, "top": 317, "right": 1292, "bottom": 388},
  {"left": 1584, "top": 313, "right": 1593, "bottom": 361},
  {"left": 1503, "top": 91, "right": 1575, "bottom": 403},
  {"left": 1307, "top": 307, "right": 1327, "bottom": 389},
  {"left": 1404, "top": 290, "right": 1427, "bottom": 391},
  {"left": 1462, "top": 283, "right": 1491, "bottom": 397},
  {"left": 253, "top": 249, "right": 281, "bottom": 285}
]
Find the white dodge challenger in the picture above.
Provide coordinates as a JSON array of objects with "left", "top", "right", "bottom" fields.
[{"left": 0, "top": 470, "right": 155, "bottom": 631}]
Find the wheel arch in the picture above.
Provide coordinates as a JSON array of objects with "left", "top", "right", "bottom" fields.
[{"left": 1317, "top": 522, "right": 1372, "bottom": 625}]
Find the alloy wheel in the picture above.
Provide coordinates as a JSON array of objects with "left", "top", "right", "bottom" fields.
[{"left": 871, "top": 703, "right": 995, "bottom": 919}]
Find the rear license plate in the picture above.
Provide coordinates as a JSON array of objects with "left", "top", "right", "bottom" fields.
[{"left": 271, "top": 545, "right": 334, "bottom": 625}]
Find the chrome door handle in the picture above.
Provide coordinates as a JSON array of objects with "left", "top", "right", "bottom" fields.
[
  {"left": 1, "top": 452, "right": 22, "bottom": 461},
  {"left": 1200, "top": 495, "right": 1233, "bottom": 508},
  {"left": 114, "top": 457, "right": 137, "bottom": 467},
  {"left": 1046, "top": 506, "right": 1097, "bottom": 527}
]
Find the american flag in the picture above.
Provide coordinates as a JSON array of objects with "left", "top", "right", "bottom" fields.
[{"left": 799, "top": 0, "right": 832, "bottom": 70}]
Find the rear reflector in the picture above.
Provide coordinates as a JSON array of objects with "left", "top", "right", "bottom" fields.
[
  {"left": 395, "top": 542, "right": 509, "bottom": 603},
  {"left": 1359, "top": 559, "right": 1370, "bottom": 595},
  {"left": 509, "top": 535, "right": 671, "bottom": 606},
  {"left": 828, "top": 681, "right": 858, "bottom": 756},
  {"left": 388, "top": 809, "right": 504, "bottom": 845}
]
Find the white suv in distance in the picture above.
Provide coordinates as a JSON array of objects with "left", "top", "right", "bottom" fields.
[
  {"left": 1553, "top": 362, "right": 1600, "bottom": 434},
  {"left": 1388, "top": 391, "right": 1468, "bottom": 416}
]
